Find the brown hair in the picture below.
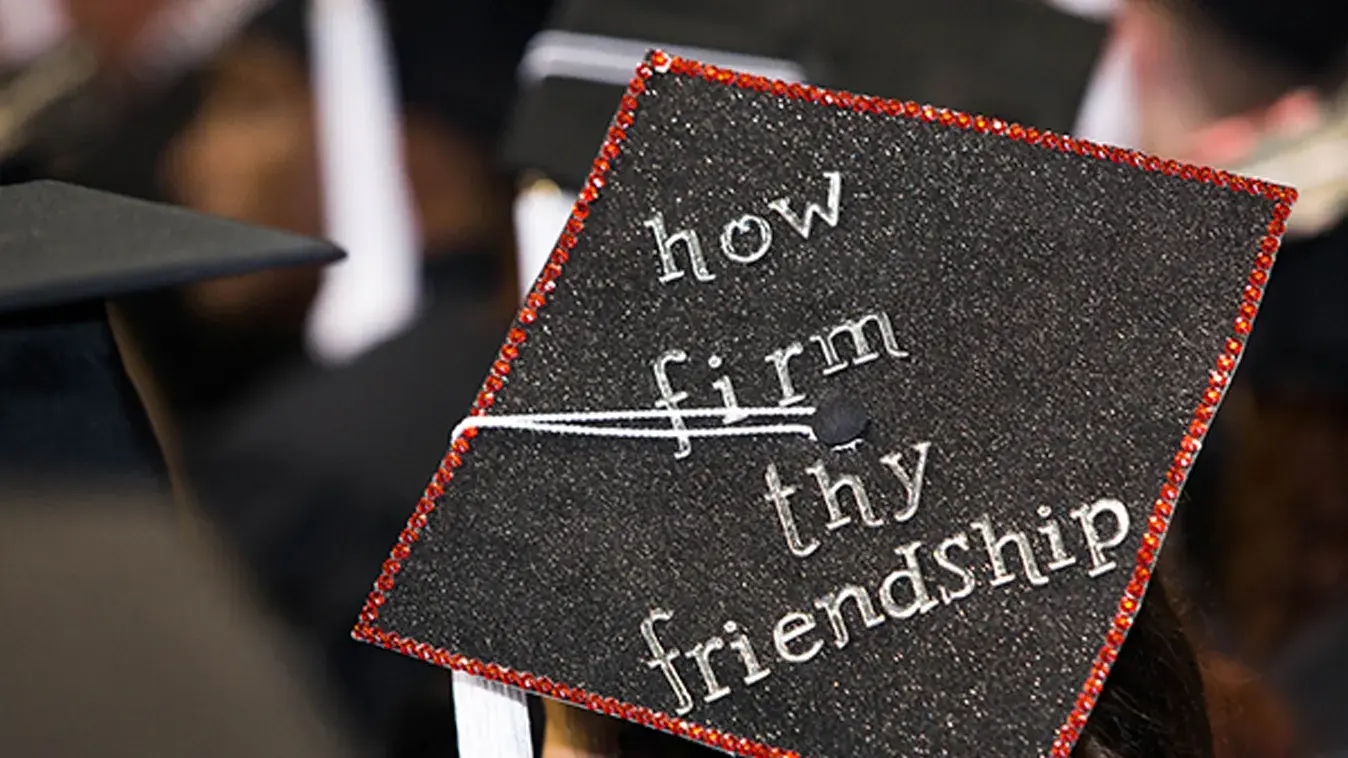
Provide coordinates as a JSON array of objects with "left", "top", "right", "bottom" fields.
[
  {"left": 1073, "top": 581, "right": 1214, "bottom": 758},
  {"left": 1191, "top": 388, "right": 1348, "bottom": 661}
]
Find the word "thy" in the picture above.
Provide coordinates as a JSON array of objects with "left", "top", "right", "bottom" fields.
[{"left": 765, "top": 442, "right": 933, "bottom": 559}]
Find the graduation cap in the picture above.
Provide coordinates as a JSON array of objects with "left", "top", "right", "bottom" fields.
[
  {"left": 356, "top": 52, "right": 1295, "bottom": 757},
  {"left": 503, "top": 0, "right": 1106, "bottom": 193},
  {"left": 0, "top": 180, "right": 341, "bottom": 490}
]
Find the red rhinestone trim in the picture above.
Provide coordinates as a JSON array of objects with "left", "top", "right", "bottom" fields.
[{"left": 354, "top": 51, "right": 1298, "bottom": 758}]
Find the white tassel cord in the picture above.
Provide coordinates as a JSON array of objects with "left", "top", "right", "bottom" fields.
[
  {"left": 451, "top": 407, "right": 819, "bottom": 443},
  {"left": 453, "top": 670, "right": 535, "bottom": 758}
]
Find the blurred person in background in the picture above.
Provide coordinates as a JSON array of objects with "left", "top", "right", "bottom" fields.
[
  {"left": 146, "top": 0, "right": 525, "bottom": 433},
  {"left": 0, "top": 0, "right": 325, "bottom": 434},
  {"left": 4, "top": 1, "right": 548, "bottom": 755},
  {"left": 0, "top": 496, "right": 359, "bottom": 758},
  {"left": 1107, "top": 0, "right": 1348, "bottom": 752},
  {"left": 1, "top": 0, "right": 526, "bottom": 446},
  {"left": 183, "top": 3, "right": 555, "bottom": 757},
  {"left": 127, "top": 0, "right": 328, "bottom": 427}
]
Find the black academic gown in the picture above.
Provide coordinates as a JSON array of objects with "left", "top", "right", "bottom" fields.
[
  {"left": 185, "top": 256, "right": 535, "bottom": 757},
  {"left": 1248, "top": 217, "right": 1348, "bottom": 756},
  {"left": 1270, "top": 599, "right": 1348, "bottom": 754},
  {"left": 0, "top": 494, "right": 357, "bottom": 758}
]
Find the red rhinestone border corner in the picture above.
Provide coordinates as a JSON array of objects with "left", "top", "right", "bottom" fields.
[{"left": 353, "top": 50, "right": 1300, "bottom": 758}]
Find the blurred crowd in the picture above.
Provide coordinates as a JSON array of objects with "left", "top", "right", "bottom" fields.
[{"left": 0, "top": 0, "right": 1346, "bottom": 757}]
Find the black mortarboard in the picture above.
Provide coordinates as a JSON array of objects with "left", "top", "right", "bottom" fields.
[
  {"left": 380, "top": 0, "right": 555, "bottom": 144},
  {"left": 502, "top": 0, "right": 1105, "bottom": 191},
  {"left": 0, "top": 180, "right": 341, "bottom": 491},
  {"left": 356, "top": 53, "right": 1294, "bottom": 757}
]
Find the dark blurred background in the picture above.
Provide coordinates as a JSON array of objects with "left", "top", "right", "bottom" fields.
[{"left": 0, "top": 1, "right": 1345, "bottom": 757}]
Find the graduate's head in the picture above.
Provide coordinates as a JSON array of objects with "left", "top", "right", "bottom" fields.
[
  {"left": 1072, "top": 581, "right": 1213, "bottom": 758},
  {"left": 155, "top": 2, "right": 327, "bottom": 355},
  {"left": 1117, "top": 0, "right": 1348, "bottom": 164},
  {"left": 164, "top": 0, "right": 552, "bottom": 271},
  {"left": 1074, "top": 578, "right": 1300, "bottom": 758}
]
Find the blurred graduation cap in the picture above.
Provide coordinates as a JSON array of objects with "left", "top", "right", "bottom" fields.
[
  {"left": 356, "top": 52, "right": 1295, "bottom": 757},
  {"left": 0, "top": 179, "right": 342, "bottom": 492},
  {"left": 504, "top": 0, "right": 1108, "bottom": 193}
]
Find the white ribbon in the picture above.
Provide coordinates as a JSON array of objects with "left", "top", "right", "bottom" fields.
[{"left": 305, "top": 0, "right": 421, "bottom": 365}]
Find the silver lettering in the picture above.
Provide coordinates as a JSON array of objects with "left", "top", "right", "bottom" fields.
[
  {"left": 684, "top": 637, "right": 731, "bottom": 703},
  {"left": 878, "top": 441, "right": 933, "bottom": 522},
  {"left": 971, "top": 515, "right": 1050, "bottom": 588},
  {"left": 768, "top": 171, "right": 843, "bottom": 240},
  {"left": 812, "top": 585, "right": 886, "bottom": 649},
  {"left": 651, "top": 350, "right": 692, "bottom": 459},
  {"left": 723, "top": 621, "right": 772, "bottom": 686},
  {"left": 719, "top": 214, "right": 773, "bottom": 264},
  {"left": 644, "top": 212, "right": 715, "bottom": 284},
  {"left": 880, "top": 541, "right": 940, "bottom": 619},
  {"left": 806, "top": 460, "right": 884, "bottom": 530},
  {"left": 710, "top": 366, "right": 749, "bottom": 425},
  {"left": 764, "top": 342, "right": 807, "bottom": 406},
  {"left": 809, "top": 312, "right": 910, "bottom": 376},
  {"left": 933, "top": 534, "right": 977, "bottom": 604},
  {"left": 765, "top": 463, "right": 818, "bottom": 558},
  {"left": 1037, "top": 506, "right": 1078, "bottom": 571},
  {"left": 1071, "top": 498, "right": 1131, "bottom": 577},
  {"left": 773, "top": 611, "right": 823, "bottom": 663},
  {"left": 641, "top": 609, "right": 695, "bottom": 715}
]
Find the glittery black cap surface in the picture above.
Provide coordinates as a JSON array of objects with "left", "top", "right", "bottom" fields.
[{"left": 359, "top": 54, "right": 1292, "bottom": 758}]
